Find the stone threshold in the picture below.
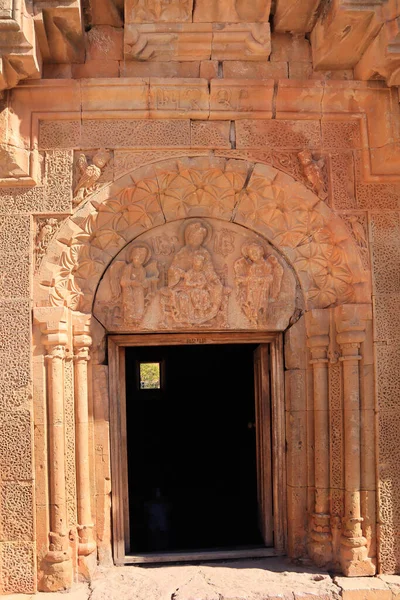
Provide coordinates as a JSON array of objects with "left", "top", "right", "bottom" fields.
[{"left": 6, "top": 559, "right": 400, "bottom": 600}]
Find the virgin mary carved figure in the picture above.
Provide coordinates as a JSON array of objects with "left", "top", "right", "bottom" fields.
[
  {"left": 234, "top": 242, "right": 284, "bottom": 326},
  {"left": 160, "top": 221, "right": 229, "bottom": 327}
]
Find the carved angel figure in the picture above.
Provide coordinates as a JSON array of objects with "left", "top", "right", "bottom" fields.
[
  {"left": 73, "top": 149, "right": 110, "bottom": 206},
  {"left": 347, "top": 215, "right": 367, "bottom": 248},
  {"left": 234, "top": 242, "right": 284, "bottom": 326},
  {"left": 108, "top": 245, "right": 159, "bottom": 326},
  {"left": 297, "top": 150, "right": 328, "bottom": 200}
]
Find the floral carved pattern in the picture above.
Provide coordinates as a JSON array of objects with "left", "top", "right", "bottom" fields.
[
  {"left": 36, "top": 158, "right": 369, "bottom": 313},
  {"left": 158, "top": 162, "right": 247, "bottom": 221}
]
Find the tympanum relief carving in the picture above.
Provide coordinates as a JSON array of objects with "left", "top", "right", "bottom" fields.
[
  {"left": 94, "top": 218, "right": 297, "bottom": 332},
  {"left": 234, "top": 242, "right": 284, "bottom": 327},
  {"left": 107, "top": 245, "right": 159, "bottom": 326}
]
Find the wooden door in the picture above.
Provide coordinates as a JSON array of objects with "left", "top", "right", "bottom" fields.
[{"left": 253, "top": 344, "right": 273, "bottom": 546}]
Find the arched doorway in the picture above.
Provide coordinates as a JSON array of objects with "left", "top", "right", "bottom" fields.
[
  {"left": 97, "top": 216, "right": 298, "bottom": 563},
  {"left": 33, "top": 157, "right": 375, "bottom": 590}
]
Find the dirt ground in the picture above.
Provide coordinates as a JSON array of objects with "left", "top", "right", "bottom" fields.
[{"left": 7, "top": 557, "right": 400, "bottom": 600}]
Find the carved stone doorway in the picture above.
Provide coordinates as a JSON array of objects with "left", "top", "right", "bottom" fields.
[{"left": 108, "top": 332, "right": 286, "bottom": 565}]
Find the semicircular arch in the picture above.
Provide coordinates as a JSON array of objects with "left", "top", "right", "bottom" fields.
[{"left": 35, "top": 156, "right": 371, "bottom": 314}]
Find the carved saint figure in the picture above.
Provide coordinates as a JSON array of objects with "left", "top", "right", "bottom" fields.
[
  {"left": 108, "top": 245, "right": 159, "bottom": 326},
  {"left": 234, "top": 242, "right": 284, "bottom": 326},
  {"left": 297, "top": 150, "right": 328, "bottom": 200},
  {"left": 73, "top": 149, "right": 110, "bottom": 206},
  {"left": 160, "top": 221, "right": 229, "bottom": 327}
]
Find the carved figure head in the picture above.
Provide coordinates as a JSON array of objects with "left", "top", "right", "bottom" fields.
[
  {"left": 297, "top": 150, "right": 313, "bottom": 166},
  {"left": 243, "top": 242, "right": 265, "bottom": 263},
  {"left": 128, "top": 245, "right": 149, "bottom": 267},
  {"left": 184, "top": 221, "right": 208, "bottom": 249},
  {"left": 93, "top": 149, "right": 111, "bottom": 169}
]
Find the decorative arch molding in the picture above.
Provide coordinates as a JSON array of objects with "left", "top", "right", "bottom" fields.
[
  {"left": 32, "top": 155, "right": 377, "bottom": 590},
  {"left": 35, "top": 156, "right": 371, "bottom": 314}
]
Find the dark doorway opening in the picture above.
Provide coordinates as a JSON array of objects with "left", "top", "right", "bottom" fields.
[{"left": 125, "top": 343, "right": 267, "bottom": 555}]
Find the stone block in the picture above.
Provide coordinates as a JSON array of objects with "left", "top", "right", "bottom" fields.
[
  {"left": 0, "top": 410, "right": 33, "bottom": 481},
  {"left": 193, "top": 0, "right": 271, "bottom": 22},
  {"left": 334, "top": 576, "right": 391, "bottom": 600},
  {"left": 86, "top": 26, "right": 124, "bottom": 61},
  {"left": 0, "top": 541, "right": 35, "bottom": 594},
  {"left": 149, "top": 78, "right": 209, "bottom": 118},
  {"left": 287, "top": 485, "right": 307, "bottom": 557},
  {"left": 329, "top": 152, "right": 356, "bottom": 210},
  {"left": 285, "top": 316, "right": 307, "bottom": 370},
  {"left": 275, "top": 80, "right": 324, "bottom": 117},
  {"left": 82, "top": 119, "right": 190, "bottom": 148},
  {"left": 223, "top": 60, "right": 288, "bottom": 79},
  {"left": 289, "top": 61, "right": 313, "bottom": 80},
  {"left": 271, "top": 33, "right": 311, "bottom": 62},
  {"left": 210, "top": 80, "right": 273, "bottom": 119},
  {"left": 274, "top": 0, "right": 320, "bottom": 33},
  {"left": 126, "top": 0, "right": 193, "bottom": 23},
  {"left": 124, "top": 24, "right": 212, "bottom": 62},
  {"left": 236, "top": 119, "right": 321, "bottom": 149},
  {"left": 42, "top": 63, "right": 73, "bottom": 79},
  {"left": 286, "top": 410, "right": 307, "bottom": 488},
  {"left": 121, "top": 61, "right": 200, "bottom": 78},
  {"left": 0, "top": 482, "right": 34, "bottom": 541},
  {"left": 72, "top": 60, "right": 120, "bottom": 79},
  {"left": 285, "top": 369, "right": 307, "bottom": 412},
  {"left": 190, "top": 121, "right": 231, "bottom": 148},
  {"left": 80, "top": 78, "right": 149, "bottom": 112},
  {"left": 199, "top": 60, "right": 218, "bottom": 80},
  {"left": 212, "top": 23, "right": 271, "bottom": 61},
  {"left": 311, "top": 3, "right": 382, "bottom": 70}
]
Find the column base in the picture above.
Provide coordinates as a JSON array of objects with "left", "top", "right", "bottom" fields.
[
  {"left": 78, "top": 551, "right": 97, "bottom": 582},
  {"left": 340, "top": 532, "right": 376, "bottom": 576},
  {"left": 39, "top": 551, "right": 73, "bottom": 592},
  {"left": 308, "top": 513, "right": 333, "bottom": 567}
]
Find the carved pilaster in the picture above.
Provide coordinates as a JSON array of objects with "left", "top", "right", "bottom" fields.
[
  {"left": 335, "top": 304, "right": 376, "bottom": 577},
  {"left": 73, "top": 314, "right": 96, "bottom": 568},
  {"left": 305, "top": 309, "right": 332, "bottom": 567},
  {"left": 33, "top": 307, "right": 73, "bottom": 592}
]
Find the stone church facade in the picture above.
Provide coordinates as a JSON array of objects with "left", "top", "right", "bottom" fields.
[{"left": 1, "top": 0, "right": 400, "bottom": 594}]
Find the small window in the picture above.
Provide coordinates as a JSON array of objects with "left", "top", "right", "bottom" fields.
[{"left": 139, "top": 362, "right": 161, "bottom": 389}]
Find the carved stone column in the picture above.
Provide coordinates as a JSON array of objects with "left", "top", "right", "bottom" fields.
[
  {"left": 33, "top": 308, "right": 73, "bottom": 592},
  {"left": 73, "top": 315, "right": 96, "bottom": 569},
  {"left": 335, "top": 305, "right": 376, "bottom": 577},
  {"left": 305, "top": 310, "right": 332, "bottom": 566}
]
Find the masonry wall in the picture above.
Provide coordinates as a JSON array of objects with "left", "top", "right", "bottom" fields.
[{"left": 0, "top": 31, "right": 400, "bottom": 593}]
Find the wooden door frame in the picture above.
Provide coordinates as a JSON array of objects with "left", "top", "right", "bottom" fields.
[{"left": 108, "top": 331, "right": 287, "bottom": 565}]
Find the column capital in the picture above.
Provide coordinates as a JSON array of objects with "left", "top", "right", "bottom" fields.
[
  {"left": 72, "top": 312, "right": 92, "bottom": 360},
  {"left": 305, "top": 308, "right": 330, "bottom": 338},
  {"left": 334, "top": 304, "right": 372, "bottom": 335},
  {"left": 33, "top": 306, "right": 69, "bottom": 350}
]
